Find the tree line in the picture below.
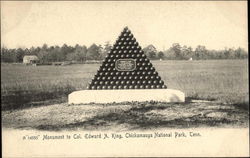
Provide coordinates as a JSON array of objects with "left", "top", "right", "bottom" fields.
[{"left": 1, "top": 42, "right": 248, "bottom": 63}]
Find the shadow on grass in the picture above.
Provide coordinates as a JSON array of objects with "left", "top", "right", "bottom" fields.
[
  {"left": 185, "top": 96, "right": 217, "bottom": 103},
  {"left": 33, "top": 104, "right": 239, "bottom": 131},
  {"left": 4, "top": 96, "right": 248, "bottom": 131},
  {"left": 1, "top": 90, "right": 73, "bottom": 111},
  {"left": 232, "top": 102, "right": 249, "bottom": 111}
]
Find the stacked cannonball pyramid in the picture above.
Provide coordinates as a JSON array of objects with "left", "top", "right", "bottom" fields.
[{"left": 88, "top": 27, "right": 167, "bottom": 90}]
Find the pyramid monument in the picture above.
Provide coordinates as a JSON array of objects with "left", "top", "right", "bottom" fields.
[
  {"left": 87, "top": 26, "right": 167, "bottom": 90},
  {"left": 68, "top": 27, "right": 185, "bottom": 104}
]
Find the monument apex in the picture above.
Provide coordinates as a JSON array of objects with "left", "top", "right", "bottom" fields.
[{"left": 88, "top": 27, "right": 167, "bottom": 90}]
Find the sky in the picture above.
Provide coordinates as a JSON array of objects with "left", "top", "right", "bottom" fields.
[{"left": 1, "top": 1, "right": 248, "bottom": 51}]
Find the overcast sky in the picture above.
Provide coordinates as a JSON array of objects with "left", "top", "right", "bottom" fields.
[{"left": 1, "top": 1, "right": 248, "bottom": 51}]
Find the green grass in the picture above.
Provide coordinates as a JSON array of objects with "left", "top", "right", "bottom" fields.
[{"left": 1, "top": 59, "right": 249, "bottom": 110}]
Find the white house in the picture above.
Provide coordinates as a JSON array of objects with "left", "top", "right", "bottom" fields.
[{"left": 23, "top": 55, "right": 39, "bottom": 64}]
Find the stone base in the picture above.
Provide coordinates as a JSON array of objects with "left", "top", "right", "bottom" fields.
[{"left": 68, "top": 89, "right": 185, "bottom": 104}]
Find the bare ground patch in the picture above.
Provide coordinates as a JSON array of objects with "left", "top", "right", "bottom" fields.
[{"left": 2, "top": 101, "right": 249, "bottom": 131}]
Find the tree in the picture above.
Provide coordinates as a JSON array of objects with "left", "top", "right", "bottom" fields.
[
  {"left": 86, "top": 44, "right": 100, "bottom": 60},
  {"left": 51, "top": 47, "right": 62, "bottom": 61},
  {"left": 66, "top": 53, "right": 76, "bottom": 61},
  {"left": 41, "top": 44, "right": 48, "bottom": 51},
  {"left": 15, "top": 48, "right": 25, "bottom": 62},
  {"left": 1, "top": 47, "right": 12, "bottom": 62},
  {"left": 157, "top": 51, "right": 164, "bottom": 59},
  {"left": 77, "top": 45, "right": 87, "bottom": 62},
  {"left": 59, "top": 44, "right": 70, "bottom": 61},
  {"left": 235, "top": 47, "right": 248, "bottom": 59},
  {"left": 180, "top": 46, "right": 194, "bottom": 59},
  {"left": 195, "top": 45, "right": 207, "bottom": 60},
  {"left": 1, "top": 43, "right": 247, "bottom": 63},
  {"left": 143, "top": 45, "right": 157, "bottom": 59},
  {"left": 101, "top": 41, "right": 112, "bottom": 59},
  {"left": 67, "top": 44, "right": 87, "bottom": 62},
  {"left": 170, "top": 43, "right": 182, "bottom": 59},
  {"left": 37, "top": 49, "right": 49, "bottom": 63},
  {"left": 146, "top": 51, "right": 157, "bottom": 59},
  {"left": 164, "top": 48, "right": 175, "bottom": 60}
]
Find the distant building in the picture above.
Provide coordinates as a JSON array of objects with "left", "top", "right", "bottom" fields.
[{"left": 23, "top": 55, "right": 39, "bottom": 65}]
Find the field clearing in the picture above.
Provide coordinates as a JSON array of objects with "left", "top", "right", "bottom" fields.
[
  {"left": 1, "top": 60, "right": 248, "bottom": 110},
  {"left": 1, "top": 59, "right": 249, "bottom": 130}
]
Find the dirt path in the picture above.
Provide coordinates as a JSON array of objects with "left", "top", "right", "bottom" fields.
[{"left": 2, "top": 101, "right": 249, "bottom": 131}]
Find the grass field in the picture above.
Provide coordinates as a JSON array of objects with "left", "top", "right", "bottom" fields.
[
  {"left": 1, "top": 60, "right": 249, "bottom": 130},
  {"left": 1, "top": 60, "right": 248, "bottom": 110}
]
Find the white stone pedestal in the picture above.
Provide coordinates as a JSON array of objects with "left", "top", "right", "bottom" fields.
[{"left": 68, "top": 89, "right": 185, "bottom": 104}]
